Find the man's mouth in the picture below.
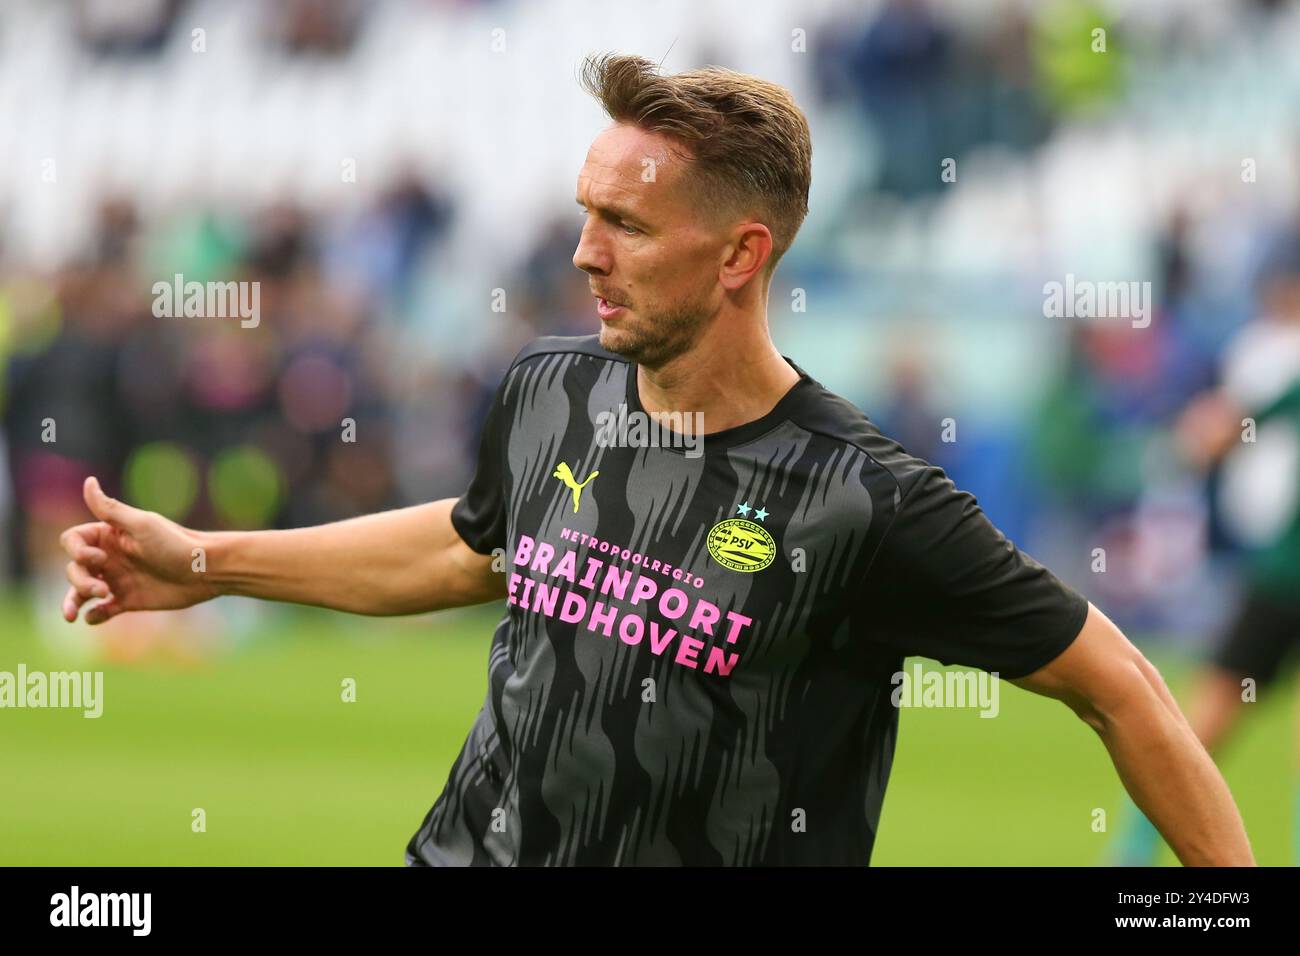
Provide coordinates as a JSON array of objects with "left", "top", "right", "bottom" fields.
[{"left": 594, "top": 294, "right": 627, "bottom": 319}]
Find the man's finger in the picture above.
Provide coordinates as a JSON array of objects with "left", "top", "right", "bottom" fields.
[
  {"left": 59, "top": 523, "right": 109, "bottom": 566},
  {"left": 61, "top": 582, "right": 96, "bottom": 621},
  {"left": 85, "top": 596, "right": 123, "bottom": 626},
  {"left": 76, "top": 545, "right": 109, "bottom": 568},
  {"left": 83, "top": 476, "right": 136, "bottom": 530},
  {"left": 65, "top": 560, "right": 109, "bottom": 601},
  {"left": 60, "top": 522, "right": 107, "bottom": 561},
  {"left": 62, "top": 584, "right": 83, "bottom": 622}
]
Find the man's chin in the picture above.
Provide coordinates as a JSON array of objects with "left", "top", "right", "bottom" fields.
[
  {"left": 598, "top": 310, "right": 701, "bottom": 367},
  {"left": 598, "top": 323, "right": 637, "bottom": 357},
  {"left": 600, "top": 328, "right": 680, "bottom": 369}
]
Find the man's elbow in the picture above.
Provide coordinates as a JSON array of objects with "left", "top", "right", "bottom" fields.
[
  {"left": 1072, "top": 650, "right": 1181, "bottom": 740},
  {"left": 1015, "top": 603, "right": 1188, "bottom": 735}
]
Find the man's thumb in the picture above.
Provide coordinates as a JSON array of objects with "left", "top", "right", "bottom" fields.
[{"left": 84, "top": 476, "right": 133, "bottom": 528}]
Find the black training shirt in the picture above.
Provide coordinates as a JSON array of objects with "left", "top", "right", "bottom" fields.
[{"left": 406, "top": 335, "right": 1089, "bottom": 866}]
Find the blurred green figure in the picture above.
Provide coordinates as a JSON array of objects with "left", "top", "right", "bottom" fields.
[{"left": 1110, "top": 262, "right": 1300, "bottom": 866}]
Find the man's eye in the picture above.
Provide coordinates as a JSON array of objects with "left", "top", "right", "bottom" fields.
[{"left": 620, "top": 222, "right": 639, "bottom": 235}]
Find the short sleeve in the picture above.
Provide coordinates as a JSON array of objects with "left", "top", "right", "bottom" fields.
[
  {"left": 450, "top": 375, "right": 510, "bottom": 555},
  {"left": 861, "top": 465, "right": 1090, "bottom": 680}
]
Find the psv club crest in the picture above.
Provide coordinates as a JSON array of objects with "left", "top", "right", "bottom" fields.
[{"left": 706, "top": 517, "right": 776, "bottom": 573}]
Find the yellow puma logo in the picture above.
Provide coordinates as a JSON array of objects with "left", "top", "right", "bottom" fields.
[{"left": 553, "top": 461, "right": 599, "bottom": 513}]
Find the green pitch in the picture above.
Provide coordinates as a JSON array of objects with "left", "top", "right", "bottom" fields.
[{"left": 0, "top": 597, "right": 1290, "bottom": 865}]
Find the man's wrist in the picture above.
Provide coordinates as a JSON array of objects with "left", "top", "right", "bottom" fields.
[{"left": 193, "top": 529, "right": 235, "bottom": 599}]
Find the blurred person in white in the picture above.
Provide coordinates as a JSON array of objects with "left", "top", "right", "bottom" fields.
[{"left": 1109, "top": 238, "right": 1300, "bottom": 865}]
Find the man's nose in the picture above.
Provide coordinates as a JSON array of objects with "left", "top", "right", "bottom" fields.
[{"left": 572, "top": 221, "right": 610, "bottom": 276}]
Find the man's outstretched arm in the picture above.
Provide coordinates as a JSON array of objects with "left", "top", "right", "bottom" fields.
[
  {"left": 1011, "top": 602, "right": 1255, "bottom": 866},
  {"left": 59, "top": 476, "right": 503, "bottom": 624}
]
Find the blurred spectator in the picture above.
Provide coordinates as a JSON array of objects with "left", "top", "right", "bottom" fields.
[
  {"left": 74, "top": 0, "right": 182, "bottom": 57},
  {"left": 266, "top": 0, "right": 366, "bottom": 56}
]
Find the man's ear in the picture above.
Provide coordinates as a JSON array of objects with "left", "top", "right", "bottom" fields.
[{"left": 719, "top": 222, "right": 774, "bottom": 291}]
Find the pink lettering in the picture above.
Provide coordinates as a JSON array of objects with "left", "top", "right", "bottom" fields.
[
  {"left": 704, "top": 646, "right": 739, "bottom": 676},
  {"left": 559, "top": 592, "right": 587, "bottom": 623},
  {"left": 630, "top": 575, "right": 657, "bottom": 605},
  {"left": 648, "top": 622, "right": 677, "bottom": 655},
  {"left": 588, "top": 601, "right": 617, "bottom": 637},
  {"left": 675, "top": 635, "right": 704, "bottom": 669},
  {"left": 658, "top": 588, "right": 688, "bottom": 620},
  {"left": 724, "top": 610, "right": 754, "bottom": 644},
  {"left": 552, "top": 550, "right": 577, "bottom": 583},
  {"left": 533, "top": 581, "right": 560, "bottom": 617},
  {"left": 530, "top": 542, "right": 555, "bottom": 574},
  {"left": 618, "top": 615, "right": 645, "bottom": 646},
  {"left": 600, "top": 564, "right": 631, "bottom": 600},
  {"left": 687, "top": 599, "right": 720, "bottom": 636},
  {"left": 578, "top": 557, "right": 602, "bottom": 589}
]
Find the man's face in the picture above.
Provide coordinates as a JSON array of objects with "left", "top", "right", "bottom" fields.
[{"left": 573, "top": 123, "right": 726, "bottom": 368}]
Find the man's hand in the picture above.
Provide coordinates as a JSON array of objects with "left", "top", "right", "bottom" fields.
[
  {"left": 1011, "top": 602, "right": 1256, "bottom": 866},
  {"left": 59, "top": 476, "right": 215, "bottom": 625}
]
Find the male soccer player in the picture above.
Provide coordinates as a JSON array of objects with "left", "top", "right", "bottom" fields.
[{"left": 58, "top": 54, "right": 1255, "bottom": 866}]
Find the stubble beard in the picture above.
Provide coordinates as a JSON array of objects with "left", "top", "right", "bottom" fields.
[{"left": 598, "top": 296, "right": 713, "bottom": 369}]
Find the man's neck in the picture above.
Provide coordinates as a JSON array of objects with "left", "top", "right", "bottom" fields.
[{"left": 635, "top": 312, "right": 801, "bottom": 435}]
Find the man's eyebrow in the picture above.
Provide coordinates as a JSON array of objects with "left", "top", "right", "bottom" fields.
[{"left": 575, "top": 196, "right": 641, "bottom": 222}]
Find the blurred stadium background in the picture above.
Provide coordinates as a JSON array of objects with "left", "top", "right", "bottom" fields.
[{"left": 1, "top": 0, "right": 1296, "bottom": 864}]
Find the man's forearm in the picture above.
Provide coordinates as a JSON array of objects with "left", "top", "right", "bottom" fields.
[
  {"left": 1091, "top": 662, "right": 1255, "bottom": 866},
  {"left": 200, "top": 498, "right": 503, "bottom": 615}
]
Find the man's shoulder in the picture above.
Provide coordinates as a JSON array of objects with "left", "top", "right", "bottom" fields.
[{"left": 789, "top": 376, "right": 935, "bottom": 499}]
